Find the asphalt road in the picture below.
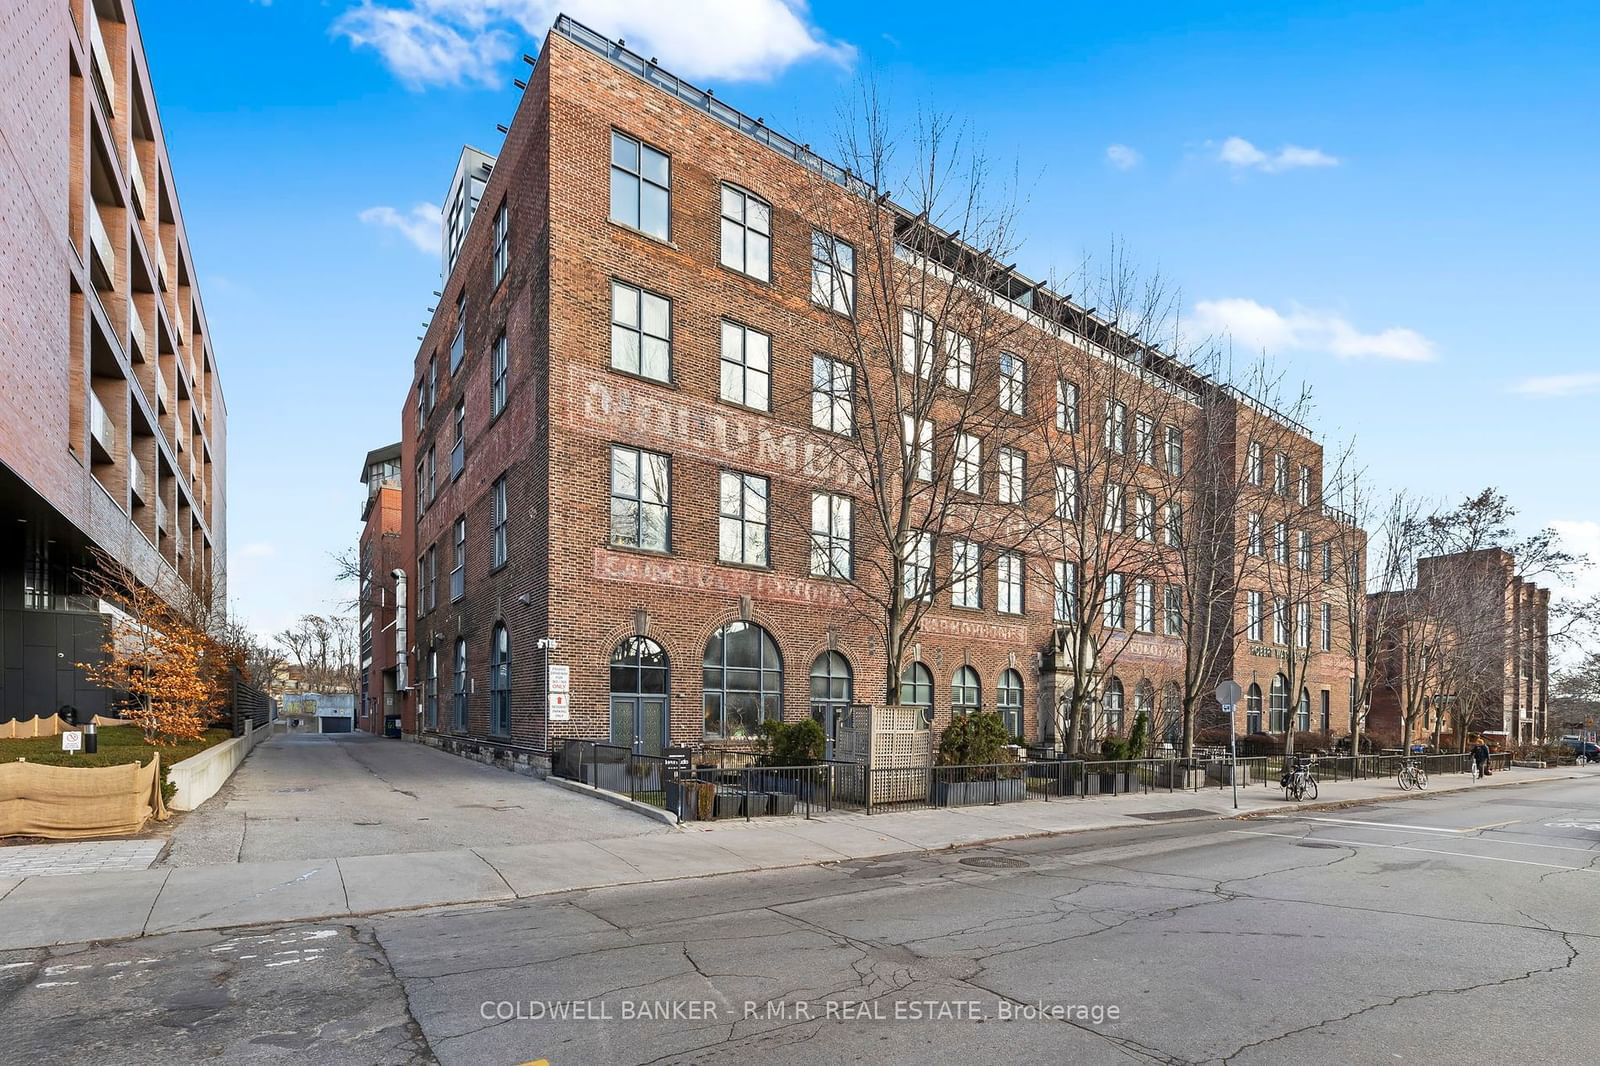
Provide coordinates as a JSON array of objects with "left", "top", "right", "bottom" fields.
[{"left": 3, "top": 775, "right": 1597, "bottom": 1065}]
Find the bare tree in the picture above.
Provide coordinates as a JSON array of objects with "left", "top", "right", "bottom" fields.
[{"left": 274, "top": 613, "right": 358, "bottom": 694}]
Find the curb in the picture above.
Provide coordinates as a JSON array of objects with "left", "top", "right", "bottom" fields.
[
  {"left": 545, "top": 775, "right": 679, "bottom": 826},
  {"left": 1234, "top": 767, "right": 1594, "bottom": 820}
]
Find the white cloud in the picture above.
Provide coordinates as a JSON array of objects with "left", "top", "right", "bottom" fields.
[
  {"left": 358, "top": 203, "right": 440, "bottom": 253},
  {"left": 1105, "top": 143, "right": 1141, "bottom": 170},
  {"left": 334, "top": 1, "right": 854, "bottom": 89},
  {"left": 1510, "top": 372, "right": 1600, "bottom": 398},
  {"left": 1192, "top": 298, "right": 1437, "bottom": 362},
  {"left": 1216, "top": 135, "right": 1339, "bottom": 174},
  {"left": 1552, "top": 521, "right": 1600, "bottom": 600}
]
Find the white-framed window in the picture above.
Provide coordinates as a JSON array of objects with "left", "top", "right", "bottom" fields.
[
  {"left": 1273, "top": 597, "right": 1289, "bottom": 645},
  {"left": 1104, "top": 572, "right": 1126, "bottom": 629},
  {"left": 1322, "top": 543, "right": 1334, "bottom": 581},
  {"left": 1054, "top": 560, "right": 1077, "bottom": 622},
  {"left": 1135, "top": 414, "right": 1154, "bottom": 465},
  {"left": 1057, "top": 379, "right": 1079, "bottom": 432},
  {"left": 951, "top": 540, "right": 980, "bottom": 609},
  {"left": 944, "top": 330, "right": 972, "bottom": 391},
  {"left": 1164, "top": 586, "right": 1183, "bottom": 636},
  {"left": 810, "top": 355, "right": 854, "bottom": 435},
  {"left": 451, "top": 515, "right": 466, "bottom": 601},
  {"left": 1247, "top": 441, "right": 1264, "bottom": 485},
  {"left": 490, "top": 475, "right": 507, "bottom": 569},
  {"left": 900, "top": 309, "right": 935, "bottom": 378},
  {"left": 1135, "top": 492, "right": 1155, "bottom": 541},
  {"left": 1134, "top": 578, "right": 1155, "bottom": 633},
  {"left": 998, "top": 552, "right": 1024, "bottom": 614},
  {"left": 1104, "top": 399, "right": 1127, "bottom": 454},
  {"left": 610, "top": 281, "right": 671, "bottom": 383},
  {"left": 1164, "top": 425, "right": 1183, "bottom": 475},
  {"left": 719, "top": 184, "right": 770, "bottom": 281},
  {"left": 609, "top": 445, "right": 670, "bottom": 552},
  {"left": 811, "top": 230, "right": 854, "bottom": 315},
  {"left": 719, "top": 320, "right": 770, "bottom": 410},
  {"left": 449, "top": 297, "right": 466, "bottom": 373},
  {"left": 1247, "top": 590, "right": 1264, "bottom": 641},
  {"left": 1164, "top": 501, "right": 1183, "bottom": 547},
  {"left": 490, "top": 332, "right": 507, "bottom": 416},
  {"left": 610, "top": 130, "right": 669, "bottom": 240},
  {"left": 999, "top": 448, "right": 1025, "bottom": 504},
  {"left": 451, "top": 400, "right": 465, "bottom": 479},
  {"left": 902, "top": 416, "right": 933, "bottom": 481},
  {"left": 1320, "top": 603, "right": 1332, "bottom": 651},
  {"left": 902, "top": 532, "right": 932, "bottom": 600},
  {"left": 1103, "top": 483, "right": 1125, "bottom": 533},
  {"left": 1248, "top": 513, "right": 1264, "bottom": 556},
  {"left": 1274, "top": 453, "right": 1289, "bottom": 495},
  {"left": 1298, "top": 530, "right": 1312, "bottom": 571},
  {"left": 718, "top": 471, "right": 769, "bottom": 566},
  {"left": 954, "top": 432, "right": 982, "bottom": 495},
  {"left": 809, "top": 492, "right": 852, "bottom": 579},
  {"left": 492, "top": 201, "right": 509, "bottom": 286},
  {"left": 1000, "top": 352, "right": 1026, "bottom": 414},
  {"left": 1054, "top": 465, "right": 1078, "bottom": 520},
  {"left": 1297, "top": 601, "right": 1311, "bottom": 648},
  {"left": 1298, "top": 464, "right": 1312, "bottom": 506},
  {"left": 1274, "top": 521, "right": 1289, "bottom": 564}
]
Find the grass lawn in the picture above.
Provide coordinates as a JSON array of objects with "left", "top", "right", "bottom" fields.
[{"left": 0, "top": 725, "right": 233, "bottom": 772}]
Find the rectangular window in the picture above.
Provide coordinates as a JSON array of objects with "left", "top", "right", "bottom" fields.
[
  {"left": 1104, "top": 572, "right": 1126, "bottom": 630},
  {"left": 1057, "top": 379, "right": 1079, "bottom": 432},
  {"left": 610, "top": 446, "right": 670, "bottom": 552},
  {"left": 1135, "top": 492, "right": 1155, "bottom": 541},
  {"left": 900, "top": 309, "right": 934, "bottom": 378},
  {"left": 1248, "top": 513, "right": 1263, "bottom": 555},
  {"left": 1247, "top": 590, "right": 1264, "bottom": 641},
  {"left": 1320, "top": 603, "right": 1332, "bottom": 651},
  {"left": 954, "top": 432, "right": 982, "bottom": 495},
  {"left": 1164, "top": 586, "right": 1183, "bottom": 636},
  {"left": 1054, "top": 560, "right": 1077, "bottom": 622},
  {"left": 998, "top": 552, "right": 1024, "bottom": 614},
  {"left": 1274, "top": 521, "right": 1289, "bottom": 564},
  {"left": 1164, "top": 426, "right": 1183, "bottom": 475},
  {"left": 809, "top": 492, "right": 852, "bottom": 579},
  {"left": 1055, "top": 466, "right": 1078, "bottom": 520},
  {"left": 902, "top": 532, "right": 932, "bottom": 600},
  {"left": 1000, "top": 353, "right": 1026, "bottom": 414},
  {"left": 490, "top": 332, "right": 507, "bottom": 416},
  {"left": 415, "top": 553, "right": 426, "bottom": 619},
  {"left": 610, "top": 130, "right": 670, "bottom": 240},
  {"left": 811, "top": 355, "right": 853, "bottom": 434},
  {"left": 425, "top": 545, "right": 437, "bottom": 612},
  {"left": 1322, "top": 543, "right": 1334, "bottom": 581},
  {"left": 1298, "top": 465, "right": 1312, "bottom": 506},
  {"left": 449, "top": 303, "right": 465, "bottom": 373},
  {"left": 610, "top": 281, "right": 671, "bottom": 383},
  {"left": 1297, "top": 601, "right": 1312, "bottom": 648},
  {"left": 811, "top": 231, "right": 854, "bottom": 315},
  {"left": 719, "top": 320, "right": 770, "bottom": 410},
  {"left": 451, "top": 516, "right": 466, "bottom": 601},
  {"left": 415, "top": 459, "right": 426, "bottom": 519},
  {"left": 416, "top": 378, "right": 426, "bottom": 433},
  {"left": 944, "top": 330, "right": 972, "bottom": 391},
  {"left": 719, "top": 184, "right": 770, "bottom": 281},
  {"left": 1104, "top": 400, "right": 1127, "bottom": 454},
  {"left": 1164, "top": 501, "right": 1183, "bottom": 547},
  {"left": 1134, "top": 578, "right": 1155, "bottom": 633},
  {"left": 951, "top": 540, "right": 980, "bottom": 609},
  {"left": 1103, "top": 483, "right": 1125, "bottom": 533},
  {"left": 902, "top": 415, "right": 933, "bottom": 481},
  {"left": 1274, "top": 453, "right": 1289, "bottom": 495},
  {"left": 427, "top": 355, "right": 437, "bottom": 412},
  {"left": 999, "top": 448, "right": 1025, "bottom": 505},
  {"left": 1135, "top": 414, "right": 1154, "bottom": 465},
  {"left": 425, "top": 447, "right": 436, "bottom": 505},
  {"left": 1298, "top": 530, "right": 1312, "bottom": 571},
  {"left": 451, "top": 401, "right": 465, "bottom": 479},
  {"left": 1247, "top": 441, "right": 1264, "bottom": 485},
  {"left": 1273, "top": 597, "right": 1288, "bottom": 645},
  {"left": 492, "top": 202, "right": 509, "bottom": 286},
  {"left": 717, "top": 471, "right": 769, "bottom": 567},
  {"left": 491, "top": 475, "right": 508, "bottom": 569}
]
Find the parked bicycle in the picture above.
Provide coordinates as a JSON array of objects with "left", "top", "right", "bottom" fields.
[
  {"left": 1397, "top": 758, "right": 1428, "bottom": 791},
  {"left": 1281, "top": 757, "right": 1318, "bottom": 801}
]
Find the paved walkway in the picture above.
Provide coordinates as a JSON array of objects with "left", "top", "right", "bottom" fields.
[
  {"left": 0, "top": 761, "right": 1589, "bottom": 951},
  {"left": 0, "top": 840, "right": 165, "bottom": 879}
]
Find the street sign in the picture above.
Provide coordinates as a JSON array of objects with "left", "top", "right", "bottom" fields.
[
  {"left": 547, "top": 664, "right": 570, "bottom": 694},
  {"left": 1215, "top": 680, "right": 1242, "bottom": 707},
  {"left": 547, "top": 691, "right": 570, "bottom": 722},
  {"left": 61, "top": 730, "right": 83, "bottom": 753}
]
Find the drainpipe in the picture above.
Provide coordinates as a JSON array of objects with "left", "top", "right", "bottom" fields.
[{"left": 391, "top": 569, "right": 409, "bottom": 692}]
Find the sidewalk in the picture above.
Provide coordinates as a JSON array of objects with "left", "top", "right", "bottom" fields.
[{"left": 0, "top": 763, "right": 1588, "bottom": 951}]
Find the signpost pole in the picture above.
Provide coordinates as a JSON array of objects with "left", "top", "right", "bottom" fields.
[{"left": 1215, "top": 680, "right": 1243, "bottom": 811}]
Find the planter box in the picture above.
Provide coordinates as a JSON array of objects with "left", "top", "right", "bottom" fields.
[
  {"left": 1511, "top": 759, "right": 1547, "bottom": 769},
  {"left": 754, "top": 771, "right": 830, "bottom": 807},
  {"left": 1206, "top": 762, "right": 1254, "bottom": 786},
  {"left": 1082, "top": 772, "right": 1138, "bottom": 796},
  {"left": 665, "top": 779, "right": 714, "bottom": 821},
  {"left": 1155, "top": 764, "right": 1207, "bottom": 790},
  {"left": 932, "top": 776, "right": 1026, "bottom": 807},
  {"left": 765, "top": 791, "right": 796, "bottom": 817},
  {"left": 713, "top": 789, "right": 745, "bottom": 819}
]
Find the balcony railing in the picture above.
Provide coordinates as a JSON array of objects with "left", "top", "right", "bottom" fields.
[
  {"left": 130, "top": 454, "right": 147, "bottom": 504},
  {"left": 88, "top": 207, "right": 116, "bottom": 290},
  {"left": 1322, "top": 502, "right": 1357, "bottom": 527},
  {"left": 156, "top": 495, "right": 168, "bottom": 533},
  {"left": 88, "top": 391, "right": 116, "bottom": 461},
  {"left": 128, "top": 299, "right": 145, "bottom": 362},
  {"left": 154, "top": 367, "right": 168, "bottom": 412},
  {"left": 88, "top": 16, "right": 116, "bottom": 119},
  {"left": 129, "top": 148, "right": 146, "bottom": 219}
]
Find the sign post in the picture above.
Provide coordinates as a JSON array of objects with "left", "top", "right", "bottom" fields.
[
  {"left": 1215, "top": 681, "right": 1243, "bottom": 810},
  {"left": 546, "top": 663, "right": 571, "bottom": 723},
  {"left": 60, "top": 730, "right": 83, "bottom": 756}
]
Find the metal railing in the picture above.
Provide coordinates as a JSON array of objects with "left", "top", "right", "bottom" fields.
[{"left": 553, "top": 740, "right": 667, "bottom": 808}]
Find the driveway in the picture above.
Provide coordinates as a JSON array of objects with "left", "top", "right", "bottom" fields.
[{"left": 161, "top": 732, "right": 666, "bottom": 866}]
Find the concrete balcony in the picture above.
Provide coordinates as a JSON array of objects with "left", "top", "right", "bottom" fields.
[
  {"left": 156, "top": 495, "right": 169, "bottom": 533},
  {"left": 88, "top": 16, "right": 116, "bottom": 119},
  {"left": 88, "top": 207, "right": 116, "bottom": 291},
  {"left": 154, "top": 367, "right": 168, "bottom": 412},
  {"left": 88, "top": 391, "right": 117, "bottom": 463},
  {"left": 129, "top": 149, "right": 146, "bottom": 219},
  {"left": 130, "top": 454, "right": 148, "bottom": 505},
  {"left": 128, "top": 299, "right": 146, "bottom": 362}
]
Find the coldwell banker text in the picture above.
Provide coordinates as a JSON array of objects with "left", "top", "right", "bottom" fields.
[{"left": 479, "top": 999, "right": 1123, "bottom": 1024}]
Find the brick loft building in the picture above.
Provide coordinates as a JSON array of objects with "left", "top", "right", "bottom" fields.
[
  {"left": 1368, "top": 548, "right": 1550, "bottom": 747},
  {"left": 356, "top": 444, "right": 411, "bottom": 736},
  {"left": 0, "top": 0, "right": 225, "bottom": 733},
  {"left": 398, "top": 15, "right": 1363, "bottom": 763}
]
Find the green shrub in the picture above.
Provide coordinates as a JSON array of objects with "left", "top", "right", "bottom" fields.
[
  {"left": 937, "top": 711, "right": 1013, "bottom": 767},
  {"left": 757, "top": 718, "right": 826, "bottom": 766}
]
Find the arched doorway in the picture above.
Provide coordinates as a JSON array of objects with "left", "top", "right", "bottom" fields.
[
  {"left": 1297, "top": 688, "right": 1312, "bottom": 733},
  {"left": 998, "top": 669, "right": 1024, "bottom": 740},
  {"left": 1246, "top": 683, "right": 1263, "bottom": 734},
  {"left": 703, "top": 621, "right": 782, "bottom": 741},
  {"left": 1103, "top": 676, "right": 1125, "bottom": 736},
  {"left": 1270, "top": 674, "right": 1288, "bottom": 733},
  {"left": 610, "top": 635, "right": 669, "bottom": 754},
  {"left": 900, "top": 662, "right": 933, "bottom": 727},
  {"left": 809, "top": 651, "right": 852, "bottom": 760}
]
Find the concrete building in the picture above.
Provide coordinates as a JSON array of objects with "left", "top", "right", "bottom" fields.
[
  {"left": 356, "top": 444, "right": 412, "bottom": 736},
  {"left": 0, "top": 0, "right": 226, "bottom": 733},
  {"left": 396, "top": 15, "right": 1362, "bottom": 764}
]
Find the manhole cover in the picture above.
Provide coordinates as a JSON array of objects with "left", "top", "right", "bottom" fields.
[
  {"left": 274, "top": 787, "right": 313, "bottom": 794},
  {"left": 958, "top": 855, "right": 1028, "bottom": 869},
  {"left": 1126, "top": 809, "right": 1215, "bottom": 821},
  {"left": 1296, "top": 841, "right": 1344, "bottom": 850}
]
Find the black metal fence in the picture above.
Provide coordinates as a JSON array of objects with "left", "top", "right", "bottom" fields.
[
  {"left": 553, "top": 740, "right": 668, "bottom": 807},
  {"left": 229, "top": 671, "right": 271, "bottom": 737}
]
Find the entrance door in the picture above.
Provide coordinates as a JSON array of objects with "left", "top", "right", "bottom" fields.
[
  {"left": 609, "top": 636, "right": 670, "bottom": 755},
  {"left": 809, "top": 651, "right": 853, "bottom": 761},
  {"left": 611, "top": 696, "right": 668, "bottom": 755}
]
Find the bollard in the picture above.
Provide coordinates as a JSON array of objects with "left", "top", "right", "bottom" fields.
[{"left": 85, "top": 721, "right": 98, "bottom": 754}]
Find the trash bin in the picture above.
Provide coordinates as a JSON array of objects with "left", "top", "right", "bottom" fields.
[{"left": 384, "top": 716, "right": 402, "bottom": 738}]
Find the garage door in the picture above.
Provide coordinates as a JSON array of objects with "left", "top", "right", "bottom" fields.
[{"left": 321, "top": 716, "right": 353, "bottom": 734}]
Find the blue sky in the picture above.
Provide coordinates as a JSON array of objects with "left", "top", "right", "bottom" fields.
[{"left": 134, "top": 1, "right": 1600, "bottom": 637}]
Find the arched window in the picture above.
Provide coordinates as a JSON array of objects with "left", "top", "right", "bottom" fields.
[
  {"left": 703, "top": 621, "right": 782, "bottom": 740},
  {"left": 1270, "top": 673, "right": 1288, "bottom": 733},
  {"left": 1103, "top": 676, "right": 1125, "bottom": 736},
  {"left": 809, "top": 651, "right": 852, "bottom": 710},
  {"left": 610, "top": 636, "right": 669, "bottom": 753},
  {"left": 452, "top": 638, "right": 467, "bottom": 731},
  {"left": 1246, "top": 683, "right": 1263, "bottom": 734},
  {"left": 490, "top": 623, "right": 510, "bottom": 736},
  {"left": 998, "top": 669, "right": 1024, "bottom": 739},
  {"left": 1161, "top": 682, "right": 1182, "bottom": 746},
  {"left": 1134, "top": 679, "right": 1155, "bottom": 732},
  {"left": 952, "top": 666, "right": 981, "bottom": 714},
  {"left": 1297, "top": 688, "right": 1312, "bottom": 733},
  {"left": 900, "top": 661, "right": 933, "bottom": 727}
]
